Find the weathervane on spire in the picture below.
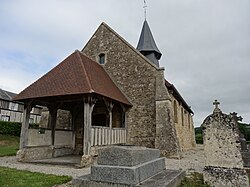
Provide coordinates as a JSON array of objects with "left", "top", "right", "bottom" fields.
[{"left": 143, "top": 0, "right": 147, "bottom": 20}]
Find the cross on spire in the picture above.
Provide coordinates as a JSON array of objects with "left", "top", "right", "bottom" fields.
[
  {"left": 213, "top": 99, "right": 221, "bottom": 113},
  {"left": 143, "top": 0, "right": 147, "bottom": 20}
]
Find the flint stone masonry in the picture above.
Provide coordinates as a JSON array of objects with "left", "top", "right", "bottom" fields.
[
  {"left": 202, "top": 102, "right": 249, "bottom": 187},
  {"left": 97, "top": 146, "right": 160, "bottom": 166},
  {"left": 203, "top": 112, "right": 243, "bottom": 168},
  {"left": 204, "top": 166, "right": 249, "bottom": 187},
  {"left": 82, "top": 23, "right": 182, "bottom": 157}
]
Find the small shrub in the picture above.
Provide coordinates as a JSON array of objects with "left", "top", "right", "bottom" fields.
[
  {"left": 0, "top": 121, "right": 21, "bottom": 136},
  {"left": 0, "top": 121, "right": 39, "bottom": 136},
  {"left": 29, "top": 123, "right": 39, "bottom": 129},
  {"left": 195, "top": 133, "right": 203, "bottom": 144}
]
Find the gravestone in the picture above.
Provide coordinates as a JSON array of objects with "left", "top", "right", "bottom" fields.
[
  {"left": 202, "top": 100, "right": 249, "bottom": 187},
  {"left": 73, "top": 145, "right": 185, "bottom": 187}
]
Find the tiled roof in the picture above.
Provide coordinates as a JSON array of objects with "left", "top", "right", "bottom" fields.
[
  {"left": 14, "top": 51, "right": 131, "bottom": 106},
  {"left": 165, "top": 80, "right": 193, "bottom": 114},
  {"left": 0, "top": 88, "right": 16, "bottom": 101}
]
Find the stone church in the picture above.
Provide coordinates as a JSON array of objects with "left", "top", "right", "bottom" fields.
[{"left": 14, "top": 20, "right": 195, "bottom": 163}]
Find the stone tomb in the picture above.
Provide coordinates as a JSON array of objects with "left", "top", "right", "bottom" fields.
[
  {"left": 73, "top": 145, "right": 184, "bottom": 187},
  {"left": 202, "top": 100, "right": 249, "bottom": 187}
]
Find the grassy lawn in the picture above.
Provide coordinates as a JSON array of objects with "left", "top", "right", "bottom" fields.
[
  {"left": 0, "top": 134, "right": 19, "bottom": 157},
  {"left": 0, "top": 166, "right": 72, "bottom": 187}
]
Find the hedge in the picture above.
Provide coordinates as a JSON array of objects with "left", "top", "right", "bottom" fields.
[
  {"left": 0, "top": 121, "right": 39, "bottom": 136},
  {"left": 0, "top": 121, "right": 21, "bottom": 136}
]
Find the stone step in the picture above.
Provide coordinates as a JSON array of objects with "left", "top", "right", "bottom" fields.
[
  {"left": 97, "top": 146, "right": 160, "bottom": 167},
  {"left": 72, "top": 169, "right": 185, "bottom": 187},
  {"left": 91, "top": 157, "right": 166, "bottom": 185},
  {"left": 136, "top": 169, "right": 185, "bottom": 187}
]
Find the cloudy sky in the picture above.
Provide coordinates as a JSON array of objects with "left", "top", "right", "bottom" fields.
[{"left": 0, "top": 0, "right": 249, "bottom": 126}]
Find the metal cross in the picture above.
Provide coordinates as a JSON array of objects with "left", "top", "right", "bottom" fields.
[
  {"left": 213, "top": 99, "right": 220, "bottom": 109},
  {"left": 143, "top": 0, "right": 147, "bottom": 20}
]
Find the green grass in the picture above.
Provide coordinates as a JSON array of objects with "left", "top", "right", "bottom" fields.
[
  {"left": 0, "top": 166, "right": 72, "bottom": 187},
  {"left": 178, "top": 172, "right": 210, "bottom": 187},
  {"left": 0, "top": 134, "right": 19, "bottom": 156}
]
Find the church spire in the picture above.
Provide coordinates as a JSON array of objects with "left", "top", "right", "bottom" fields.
[{"left": 136, "top": 20, "right": 162, "bottom": 67}]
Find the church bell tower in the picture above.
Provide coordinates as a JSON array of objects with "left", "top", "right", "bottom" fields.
[{"left": 136, "top": 20, "right": 162, "bottom": 67}]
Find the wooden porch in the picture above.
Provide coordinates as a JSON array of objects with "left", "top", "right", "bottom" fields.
[{"left": 91, "top": 126, "right": 126, "bottom": 146}]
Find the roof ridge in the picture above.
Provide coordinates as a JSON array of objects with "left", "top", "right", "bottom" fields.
[
  {"left": 76, "top": 51, "right": 94, "bottom": 93},
  {"left": 82, "top": 22, "right": 160, "bottom": 70}
]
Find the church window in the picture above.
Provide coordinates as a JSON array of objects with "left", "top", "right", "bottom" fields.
[
  {"left": 188, "top": 114, "right": 190, "bottom": 128},
  {"left": 174, "top": 100, "right": 178, "bottom": 123},
  {"left": 181, "top": 107, "right": 184, "bottom": 126},
  {"left": 99, "top": 53, "right": 105, "bottom": 65}
]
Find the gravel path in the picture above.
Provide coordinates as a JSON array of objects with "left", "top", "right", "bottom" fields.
[
  {"left": 0, "top": 156, "right": 90, "bottom": 178},
  {"left": 0, "top": 145, "right": 205, "bottom": 179},
  {"left": 165, "top": 144, "right": 205, "bottom": 173}
]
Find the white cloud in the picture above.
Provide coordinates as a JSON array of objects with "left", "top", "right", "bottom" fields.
[{"left": 0, "top": 0, "right": 249, "bottom": 126}]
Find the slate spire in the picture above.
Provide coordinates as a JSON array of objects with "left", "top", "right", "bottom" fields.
[{"left": 136, "top": 20, "right": 162, "bottom": 67}]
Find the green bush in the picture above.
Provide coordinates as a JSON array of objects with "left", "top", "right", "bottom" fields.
[
  {"left": 238, "top": 122, "right": 250, "bottom": 141},
  {"left": 0, "top": 121, "right": 40, "bottom": 137},
  {"left": 195, "top": 133, "right": 203, "bottom": 144},
  {"left": 0, "top": 121, "right": 21, "bottom": 136}
]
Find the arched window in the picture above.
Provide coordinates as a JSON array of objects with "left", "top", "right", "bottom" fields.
[
  {"left": 99, "top": 53, "right": 105, "bottom": 65},
  {"left": 181, "top": 107, "right": 184, "bottom": 126},
  {"left": 188, "top": 114, "right": 190, "bottom": 129},
  {"left": 174, "top": 100, "right": 178, "bottom": 123}
]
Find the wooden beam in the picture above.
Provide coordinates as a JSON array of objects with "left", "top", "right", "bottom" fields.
[
  {"left": 83, "top": 96, "right": 97, "bottom": 155},
  {"left": 19, "top": 102, "right": 32, "bottom": 149},
  {"left": 48, "top": 105, "right": 58, "bottom": 146}
]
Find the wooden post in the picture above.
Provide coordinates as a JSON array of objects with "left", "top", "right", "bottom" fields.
[
  {"left": 19, "top": 102, "right": 32, "bottom": 149},
  {"left": 71, "top": 106, "right": 78, "bottom": 149},
  {"left": 48, "top": 106, "right": 58, "bottom": 146},
  {"left": 104, "top": 98, "right": 114, "bottom": 144},
  {"left": 83, "top": 96, "right": 96, "bottom": 155}
]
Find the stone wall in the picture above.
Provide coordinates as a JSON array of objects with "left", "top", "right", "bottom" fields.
[
  {"left": 171, "top": 96, "right": 196, "bottom": 151},
  {"left": 203, "top": 112, "right": 244, "bottom": 168},
  {"left": 27, "top": 129, "right": 73, "bottom": 147},
  {"left": 16, "top": 146, "right": 74, "bottom": 162},
  {"left": 82, "top": 23, "right": 180, "bottom": 156},
  {"left": 82, "top": 23, "right": 158, "bottom": 148},
  {"left": 202, "top": 107, "right": 249, "bottom": 187},
  {"left": 155, "top": 69, "right": 181, "bottom": 157}
]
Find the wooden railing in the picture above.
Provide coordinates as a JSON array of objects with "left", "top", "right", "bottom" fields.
[{"left": 91, "top": 126, "right": 126, "bottom": 146}]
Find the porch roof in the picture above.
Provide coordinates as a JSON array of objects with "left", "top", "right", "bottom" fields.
[{"left": 14, "top": 50, "right": 131, "bottom": 106}]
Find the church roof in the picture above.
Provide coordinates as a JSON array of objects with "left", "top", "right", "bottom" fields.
[
  {"left": 136, "top": 20, "right": 162, "bottom": 60},
  {"left": 14, "top": 51, "right": 131, "bottom": 106},
  {"left": 165, "top": 80, "right": 193, "bottom": 114}
]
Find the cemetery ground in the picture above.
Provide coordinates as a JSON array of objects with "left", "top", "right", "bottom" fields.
[
  {"left": 0, "top": 134, "right": 208, "bottom": 187},
  {"left": 0, "top": 134, "right": 248, "bottom": 187}
]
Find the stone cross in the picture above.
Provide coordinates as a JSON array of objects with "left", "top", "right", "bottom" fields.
[
  {"left": 230, "top": 112, "right": 243, "bottom": 122},
  {"left": 213, "top": 99, "right": 221, "bottom": 113}
]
